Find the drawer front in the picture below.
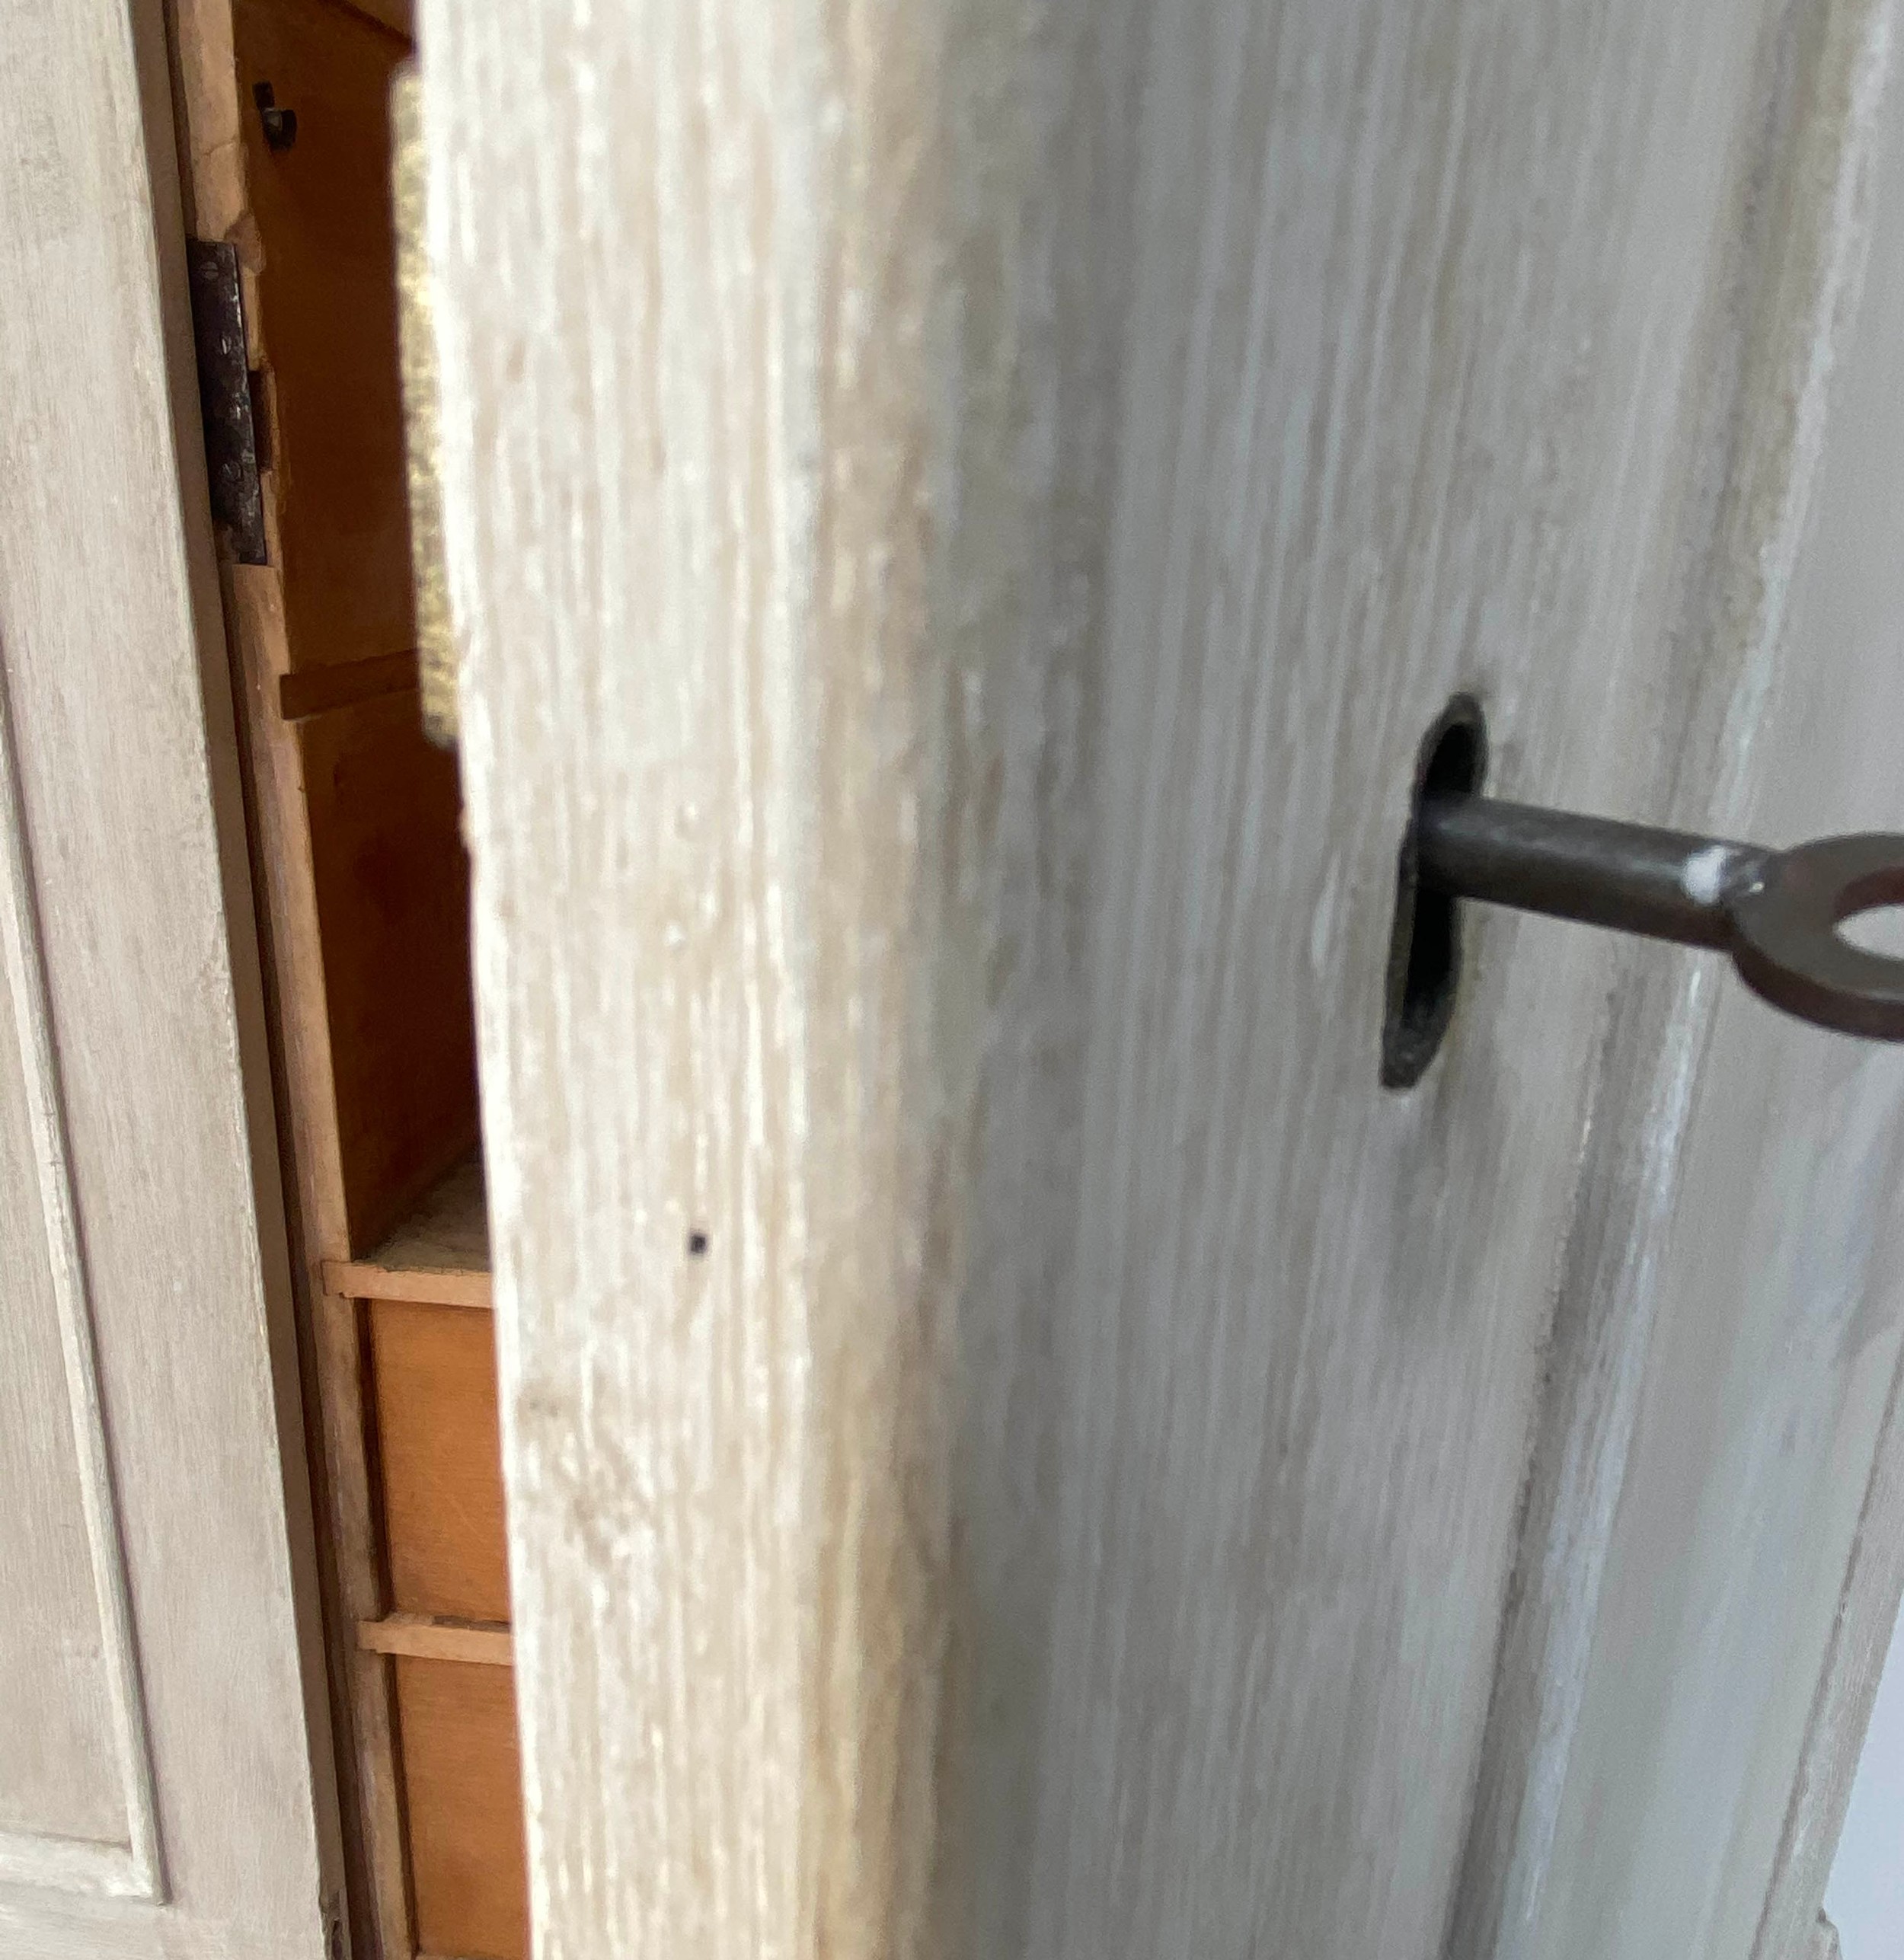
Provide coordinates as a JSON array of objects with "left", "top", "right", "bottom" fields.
[
  {"left": 370, "top": 1298, "right": 510, "bottom": 1620},
  {"left": 394, "top": 1656, "right": 528, "bottom": 1960}
]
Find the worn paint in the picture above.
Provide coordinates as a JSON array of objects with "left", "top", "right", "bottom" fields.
[{"left": 428, "top": 1, "right": 1904, "bottom": 1956}]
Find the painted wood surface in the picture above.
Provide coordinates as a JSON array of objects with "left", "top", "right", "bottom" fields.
[
  {"left": 1453, "top": 8, "right": 1904, "bottom": 1956},
  {"left": 0, "top": 0, "right": 337, "bottom": 1952},
  {"left": 1738, "top": 88, "right": 1904, "bottom": 1960},
  {"left": 0, "top": 607, "right": 159, "bottom": 1899},
  {"left": 426, "top": 0, "right": 1904, "bottom": 1955}
]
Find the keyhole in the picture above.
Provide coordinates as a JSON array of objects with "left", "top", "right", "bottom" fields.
[{"left": 1382, "top": 694, "right": 1487, "bottom": 1089}]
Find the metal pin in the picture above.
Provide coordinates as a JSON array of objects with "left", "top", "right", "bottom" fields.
[{"left": 1417, "top": 794, "right": 1904, "bottom": 1041}]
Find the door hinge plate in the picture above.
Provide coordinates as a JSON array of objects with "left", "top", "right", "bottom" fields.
[{"left": 185, "top": 238, "right": 268, "bottom": 566}]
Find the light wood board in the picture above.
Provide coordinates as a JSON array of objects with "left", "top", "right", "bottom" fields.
[
  {"left": 327, "top": 1150, "right": 492, "bottom": 1307},
  {"left": 392, "top": 1658, "right": 529, "bottom": 1960},
  {"left": 358, "top": 1614, "right": 513, "bottom": 1667},
  {"left": 369, "top": 1296, "right": 511, "bottom": 1621},
  {"left": 1742, "top": 62, "right": 1904, "bottom": 1960}
]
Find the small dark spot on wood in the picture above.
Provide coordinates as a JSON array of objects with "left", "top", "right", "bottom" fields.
[{"left": 687, "top": 1229, "right": 709, "bottom": 1256}]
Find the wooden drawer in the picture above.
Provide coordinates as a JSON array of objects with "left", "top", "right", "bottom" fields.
[
  {"left": 394, "top": 1657, "right": 528, "bottom": 1960},
  {"left": 369, "top": 1298, "right": 510, "bottom": 1621}
]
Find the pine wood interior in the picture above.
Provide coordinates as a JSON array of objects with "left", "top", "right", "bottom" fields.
[
  {"left": 394, "top": 1657, "right": 531, "bottom": 1960},
  {"left": 167, "top": 1, "right": 523, "bottom": 1953},
  {"left": 232, "top": 0, "right": 417, "bottom": 672},
  {"left": 299, "top": 699, "right": 478, "bottom": 1250},
  {"left": 370, "top": 1289, "right": 510, "bottom": 1623}
]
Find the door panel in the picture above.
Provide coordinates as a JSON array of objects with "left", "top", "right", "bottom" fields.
[
  {"left": 1470, "top": 47, "right": 1904, "bottom": 1955},
  {"left": 0, "top": 1, "right": 338, "bottom": 1953},
  {"left": 426, "top": 0, "right": 1904, "bottom": 1955},
  {"left": 0, "top": 931, "right": 125, "bottom": 1861},
  {"left": 0, "top": 717, "right": 158, "bottom": 1891}
]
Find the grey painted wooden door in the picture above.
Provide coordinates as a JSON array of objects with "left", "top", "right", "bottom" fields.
[
  {"left": 424, "top": 0, "right": 1904, "bottom": 1955},
  {"left": 0, "top": 3, "right": 338, "bottom": 1954}
]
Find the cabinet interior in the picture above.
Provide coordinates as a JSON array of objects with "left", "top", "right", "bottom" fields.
[{"left": 167, "top": 2, "right": 525, "bottom": 1954}]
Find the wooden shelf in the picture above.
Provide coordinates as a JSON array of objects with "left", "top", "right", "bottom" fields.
[
  {"left": 325, "top": 1151, "right": 491, "bottom": 1307},
  {"left": 357, "top": 1612, "right": 512, "bottom": 1667}
]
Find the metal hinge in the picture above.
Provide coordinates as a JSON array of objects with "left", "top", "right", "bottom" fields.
[{"left": 184, "top": 238, "right": 269, "bottom": 566}]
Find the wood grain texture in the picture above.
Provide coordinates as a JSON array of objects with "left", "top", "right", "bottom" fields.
[
  {"left": 225, "top": 567, "right": 412, "bottom": 1960},
  {"left": 393, "top": 1658, "right": 529, "bottom": 1960},
  {"left": 1451, "top": 8, "right": 1904, "bottom": 1958},
  {"left": 279, "top": 648, "right": 421, "bottom": 721},
  {"left": 216, "top": 443, "right": 477, "bottom": 1960},
  {"left": 0, "top": 661, "right": 159, "bottom": 1895},
  {"left": 369, "top": 1298, "right": 511, "bottom": 1621},
  {"left": 328, "top": 1150, "right": 492, "bottom": 1307},
  {"left": 232, "top": 0, "right": 416, "bottom": 669},
  {"left": 0, "top": 0, "right": 337, "bottom": 1949},
  {"left": 430, "top": 3, "right": 1034, "bottom": 1947},
  {"left": 358, "top": 1614, "right": 513, "bottom": 1665},
  {"left": 1731, "top": 120, "right": 1904, "bottom": 1960},
  {"left": 167, "top": 0, "right": 247, "bottom": 240},
  {"left": 1753, "top": 1337, "right": 1904, "bottom": 1960},
  {"left": 170, "top": 2, "right": 449, "bottom": 1948},
  {"left": 427, "top": 0, "right": 1904, "bottom": 1956}
]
